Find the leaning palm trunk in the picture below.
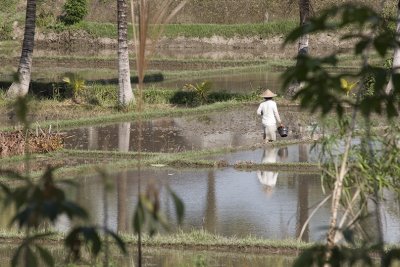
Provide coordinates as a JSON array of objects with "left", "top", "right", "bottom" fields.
[
  {"left": 286, "top": 0, "right": 310, "bottom": 98},
  {"left": 385, "top": 0, "right": 400, "bottom": 95},
  {"left": 118, "top": 0, "right": 134, "bottom": 107},
  {"left": 7, "top": 0, "right": 37, "bottom": 98}
]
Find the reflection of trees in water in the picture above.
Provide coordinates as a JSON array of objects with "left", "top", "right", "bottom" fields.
[
  {"left": 203, "top": 170, "right": 217, "bottom": 233},
  {"left": 296, "top": 144, "right": 309, "bottom": 242},
  {"left": 117, "top": 123, "right": 130, "bottom": 232},
  {"left": 117, "top": 170, "right": 128, "bottom": 232},
  {"left": 87, "top": 126, "right": 98, "bottom": 150}
]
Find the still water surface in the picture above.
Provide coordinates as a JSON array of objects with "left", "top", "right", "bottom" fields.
[
  {"left": 64, "top": 107, "right": 318, "bottom": 152},
  {"left": 0, "top": 245, "right": 295, "bottom": 267},
  {"left": 56, "top": 166, "right": 400, "bottom": 244}
]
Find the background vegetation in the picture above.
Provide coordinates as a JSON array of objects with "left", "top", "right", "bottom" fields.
[{"left": 1, "top": 0, "right": 396, "bottom": 42}]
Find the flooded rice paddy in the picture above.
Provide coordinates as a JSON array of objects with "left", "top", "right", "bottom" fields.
[
  {"left": 50, "top": 167, "right": 400, "bottom": 244},
  {"left": 64, "top": 106, "right": 319, "bottom": 152},
  {"left": 1, "top": 45, "right": 399, "bottom": 266}
]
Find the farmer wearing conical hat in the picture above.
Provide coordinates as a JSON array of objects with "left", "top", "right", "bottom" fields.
[{"left": 256, "top": 89, "right": 283, "bottom": 142}]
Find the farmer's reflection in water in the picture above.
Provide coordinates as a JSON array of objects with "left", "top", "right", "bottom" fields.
[{"left": 256, "top": 146, "right": 288, "bottom": 196}]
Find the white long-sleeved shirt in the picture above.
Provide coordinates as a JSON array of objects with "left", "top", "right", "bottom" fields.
[{"left": 257, "top": 100, "right": 281, "bottom": 126}]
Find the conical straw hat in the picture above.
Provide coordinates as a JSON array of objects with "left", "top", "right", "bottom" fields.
[{"left": 260, "top": 89, "right": 277, "bottom": 98}]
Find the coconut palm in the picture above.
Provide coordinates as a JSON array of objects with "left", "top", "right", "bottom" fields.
[
  {"left": 285, "top": 0, "right": 312, "bottom": 98},
  {"left": 385, "top": 0, "right": 400, "bottom": 95},
  {"left": 117, "top": 0, "right": 134, "bottom": 107},
  {"left": 7, "top": 0, "right": 37, "bottom": 98},
  {"left": 298, "top": 0, "right": 311, "bottom": 55}
]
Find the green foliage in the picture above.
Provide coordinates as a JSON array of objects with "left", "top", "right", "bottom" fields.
[
  {"left": 44, "top": 20, "right": 297, "bottom": 40},
  {"left": 82, "top": 85, "right": 259, "bottom": 107},
  {"left": 282, "top": 3, "right": 400, "bottom": 119},
  {"left": 65, "top": 226, "right": 126, "bottom": 261},
  {"left": 318, "top": 121, "right": 400, "bottom": 201},
  {"left": 0, "top": 99, "right": 127, "bottom": 267},
  {"left": 14, "top": 96, "right": 30, "bottom": 128},
  {"left": 340, "top": 78, "right": 358, "bottom": 96},
  {"left": 76, "top": 21, "right": 117, "bottom": 38},
  {"left": 163, "top": 21, "right": 297, "bottom": 39},
  {"left": 0, "top": 19, "right": 13, "bottom": 40},
  {"left": 0, "top": 166, "right": 127, "bottom": 266},
  {"left": 283, "top": 2, "right": 400, "bottom": 266},
  {"left": 0, "top": 166, "right": 88, "bottom": 228},
  {"left": 133, "top": 184, "right": 184, "bottom": 237},
  {"left": 84, "top": 84, "right": 115, "bottom": 106},
  {"left": 61, "top": 0, "right": 88, "bottom": 26},
  {"left": 184, "top": 81, "right": 212, "bottom": 105},
  {"left": 0, "top": 166, "right": 88, "bottom": 266},
  {"left": 296, "top": 238, "right": 400, "bottom": 267},
  {"left": 36, "top": 0, "right": 57, "bottom": 28},
  {"left": 293, "top": 244, "right": 374, "bottom": 267},
  {"left": 62, "top": 73, "right": 86, "bottom": 101},
  {"left": 11, "top": 233, "right": 55, "bottom": 267}
]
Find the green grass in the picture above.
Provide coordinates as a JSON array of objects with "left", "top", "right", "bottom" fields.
[
  {"left": 47, "top": 21, "right": 298, "bottom": 40},
  {"left": 0, "top": 100, "right": 255, "bottom": 132},
  {"left": 0, "top": 228, "right": 310, "bottom": 252},
  {"left": 162, "top": 22, "right": 297, "bottom": 38}
]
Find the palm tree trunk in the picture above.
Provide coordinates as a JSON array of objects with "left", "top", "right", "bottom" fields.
[
  {"left": 7, "top": 0, "right": 36, "bottom": 98},
  {"left": 285, "top": 0, "right": 310, "bottom": 98},
  {"left": 385, "top": 0, "right": 400, "bottom": 95},
  {"left": 118, "top": 0, "right": 134, "bottom": 107},
  {"left": 298, "top": 0, "right": 310, "bottom": 55}
]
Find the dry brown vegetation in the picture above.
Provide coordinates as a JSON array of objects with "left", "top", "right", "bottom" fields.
[{"left": 0, "top": 131, "right": 64, "bottom": 157}]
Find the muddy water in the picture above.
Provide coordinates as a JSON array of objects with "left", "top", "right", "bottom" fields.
[
  {"left": 51, "top": 167, "right": 400, "bottom": 244},
  {"left": 64, "top": 106, "right": 318, "bottom": 152}
]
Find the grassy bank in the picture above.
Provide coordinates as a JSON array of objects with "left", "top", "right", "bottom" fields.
[
  {"left": 46, "top": 21, "right": 298, "bottom": 40},
  {"left": 0, "top": 97, "right": 265, "bottom": 132},
  {"left": 0, "top": 228, "right": 310, "bottom": 253},
  {"left": 0, "top": 137, "right": 320, "bottom": 183}
]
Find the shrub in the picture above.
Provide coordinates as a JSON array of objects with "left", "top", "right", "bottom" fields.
[
  {"left": 62, "top": 73, "right": 86, "bottom": 102},
  {"left": 61, "top": 0, "right": 88, "bottom": 25}
]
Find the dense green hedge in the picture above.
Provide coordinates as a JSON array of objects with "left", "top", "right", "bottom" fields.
[{"left": 140, "top": 88, "right": 261, "bottom": 106}]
